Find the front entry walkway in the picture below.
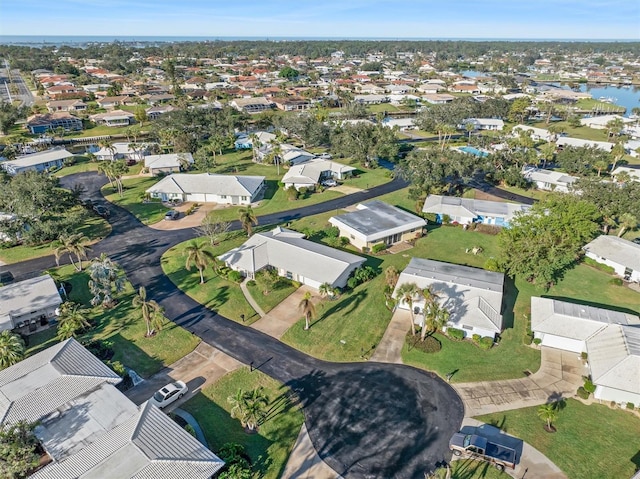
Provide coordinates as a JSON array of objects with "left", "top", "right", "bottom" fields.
[
  {"left": 281, "top": 424, "right": 342, "bottom": 479},
  {"left": 369, "top": 308, "right": 409, "bottom": 364},
  {"left": 250, "top": 285, "right": 315, "bottom": 339},
  {"left": 453, "top": 347, "right": 587, "bottom": 417}
]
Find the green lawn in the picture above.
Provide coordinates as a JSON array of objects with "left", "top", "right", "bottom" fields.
[
  {"left": 476, "top": 400, "right": 640, "bottom": 479},
  {"left": 246, "top": 280, "right": 299, "bottom": 314},
  {"left": 366, "top": 103, "right": 401, "bottom": 113},
  {"left": 161, "top": 235, "right": 260, "bottom": 324},
  {"left": 55, "top": 155, "right": 99, "bottom": 176},
  {"left": 0, "top": 212, "right": 111, "bottom": 264},
  {"left": 447, "top": 460, "right": 508, "bottom": 479},
  {"left": 493, "top": 185, "right": 550, "bottom": 202},
  {"left": 181, "top": 367, "right": 304, "bottom": 479},
  {"left": 531, "top": 121, "right": 611, "bottom": 142},
  {"left": 574, "top": 98, "right": 625, "bottom": 113},
  {"left": 26, "top": 264, "right": 200, "bottom": 377},
  {"left": 66, "top": 124, "right": 132, "bottom": 138},
  {"left": 102, "top": 176, "right": 169, "bottom": 225}
]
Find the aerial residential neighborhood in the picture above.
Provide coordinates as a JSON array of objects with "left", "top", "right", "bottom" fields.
[{"left": 0, "top": 3, "right": 639, "bottom": 479}]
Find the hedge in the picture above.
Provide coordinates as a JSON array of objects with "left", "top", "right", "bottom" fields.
[{"left": 447, "top": 328, "right": 465, "bottom": 341}]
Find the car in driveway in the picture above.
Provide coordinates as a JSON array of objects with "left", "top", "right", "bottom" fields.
[
  {"left": 164, "top": 210, "right": 180, "bottom": 220},
  {"left": 321, "top": 178, "right": 338, "bottom": 187},
  {"left": 93, "top": 205, "right": 110, "bottom": 218},
  {"left": 149, "top": 381, "right": 188, "bottom": 409},
  {"left": 0, "top": 271, "right": 14, "bottom": 284}
]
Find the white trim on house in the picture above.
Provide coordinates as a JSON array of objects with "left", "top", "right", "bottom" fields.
[
  {"left": 281, "top": 159, "right": 355, "bottom": 190},
  {"left": 1, "top": 148, "right": 73, "bottom": 175},
  {"left": 583, "top": 235, "right": 640, "bottom": 283},
  {"left": 144, "top": 152, "right": 193, "bottom": 175},
  {"left": 521, "top": 166, "right": 578, "bottom": 193},
  {"left": 0, "top": 275, "right": 62, "bottom": 332},
  {"left": 422, "top": 195, "right": 530, "bottom": 227}
]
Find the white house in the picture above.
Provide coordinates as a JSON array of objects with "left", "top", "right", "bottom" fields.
[
  {"left": 611, "top": 166, "right": 640, "bottom": 183},
  {"left": 422, "top": 195, "right": 531, "bottom": 227},
  {"left": 556, "top": 136, "right": 614, "bottom": 152},
  {"left": 144, "top": 152, "right": 194, "bottom": 175},
  {"left": 421, "top": 94, "right": 455, "bottom": 105},
  {"left": 0, "top": 274, "right": 62, "bottom": 333},
  {"left": 354, "top": 94, "right": 388, "bottom": 105},
  {"left": 393, "top": 258, "right": 505, "bottom": 339},
  {"left": 146, "top": 173, "right": 265, "bottom": 205},
  {"left": 521, "top": 166, "right": 578, "bottom": 193},
  {"left": 459, "top": 118, "right": 505, "bottom": 131},
  {"left": 1, "top": 148, "right": 73, "bottom": 175},
  {"left": 583, "top": 235, "right": 640, "bottom": 283},
  {"left": 580, "top": 114, "right": 634, "bottom": 130},
  {"left": 90, "top": 109, "right": 135, "bottom": 127},
  {"left": 329, "top": 201, "right": 426, "bottom": 252},
  {"left": 234, "top": 131, "right": 276, "bottom": 150},
  {"left": 512, "top": 124, "right": 555, "bottom": 142},
  {"left": 281, "top": 159, "right": 355, "bottom": 190},
  {"left": 0, "top": 339, "right": 224, "bottom": 479},
  {"left": 531, "top": 297, "right": 640, "bottom": 406},
  {"left": 382, "top": 118, "right": 416, "bottom": 130},
  {"left": 218, "top": 226, "right": 365, "bottom": 290},
  {"left": 94, "top": 142, "right": 150, "bottom": 162},
  {"left": 230, "top": 97, "right": 274, "bottom": 114}
]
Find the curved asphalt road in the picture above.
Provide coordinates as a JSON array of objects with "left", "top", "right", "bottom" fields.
[{"left": 11, "top": 173, "right": 465, "bottom": 478}]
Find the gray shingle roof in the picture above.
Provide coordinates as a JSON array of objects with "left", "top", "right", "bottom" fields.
[
  {"left": 329, "top": 200, "right": 426, "bottom": 242},
  {"left": 584, "top": 235, "right": 640, "bottom": 272}
]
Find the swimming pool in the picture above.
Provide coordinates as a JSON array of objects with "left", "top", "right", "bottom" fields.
[{"left": 458, "top": 146, "right": 489, "bottom": 157}]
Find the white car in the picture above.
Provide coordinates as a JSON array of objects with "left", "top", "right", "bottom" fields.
[
  {"left": 321, "top": 179, "right": 338, "bottom": 187},
  {"left": 149, "top": 381, "right": 188, "bottom": 409}
]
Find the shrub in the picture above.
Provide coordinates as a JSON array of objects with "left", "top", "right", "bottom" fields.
[
  {"left": 472, "top": 334, "right": 481, "bottom": 343},
  {"left": 347, "top": 277, "right": 359, "bottom": 289},
  {"left": 523, "top": 332, "right": 534, "bottom": 345},
  {"left": 83, "top": 339, "right": 114, "bottom": 360},
  {"left": 406, "top": 332, "right": 442, "bottom": 353},
  {"left": 627, "top": 402, "right": 635, "bottom": 410},
  {"left": 291, "top": 281, "right": 302, "bottom": 288},
  {"left": 483, "top": 257, "right": 503, "bottom": 272},
  {"left": 447, "top": 328, "right": 465, "bottom": 341},
  {"left": 227, "top": 270, "right": 243, "bottom": 283},
  {"left": 576, "top": 386, "right": 590, "bottom": 400},
  {"left": 581, "top": 351, "right": 588, "bottom": 361},
  {"left": 583, "top": 378, "right": 596, "bottom": 394},
  {"left": 533, "top": 338, "right": 542, "bottom": 345},
  {"left": 298, "top": 187, "right": 308, "bottom": 197},
  {"left": 442, "top": 214, "right": 451, "bottom": 224},
  {"left": 246, "top": 280, "right": 256, "bottom": 287},
  {"left": 582, "top": 257, "right": 616, "bottom": 274},
  {"left": 372, "top": 243, "right": 387, "bottom": 254},
  {"left": 184, "top": 424, "right": 196, "bottom": 437},
  {"left": 478, "top": 336, "right": 494, "bottom": 350},
  {"left": 423, "top": 213, "right": 438, "bottom": 224},
  {"left": 339, "top": 236, "right": 350, "bottom": 246},
  {"left": 474, "top": 224, "right": 501, "bottom": 235},
  {"left": 285, "top": 187, "right": 299, "bottom": 201},
  {"left": 326, "top": 226, "right": 340, "bottom": 238},
  {"left": 609, "top": 277, "right": 623, "bottom": 286}
]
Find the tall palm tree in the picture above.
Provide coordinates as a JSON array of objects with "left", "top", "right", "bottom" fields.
[
  {"left": 617, "top": 213, "right": 638, "bottom": 238},
  {"left": 97, "top": 161, "right": 115, "bottom": 187},
  {"left": 396, "top": 282, "right": 419, "bottom": 335},
  {"left": 132, "top": 286, "right": 165, "bottom": 337},
  {"left": 88, "top": 253, "right": 125, "bottom": 308},
  {"left": 56, "top": 302, "right": 91, "bottom": 340},
  {"left": 248, "top": 133, "right": 261, "bottom": 163},
  {"left": 54, "top": 233, "right": 91, "bottom": 271},
  {"left": 238, "top": 206, "right": 258, "bottom": 237},
  {"left": 299, "top": 291, "right": 317, "bottom": 330},
  {"left": 0, "top": 330, "right": 25, "bottom": 370},
  {"left": 184, "top": 242, "right": 215, "bottom": 284},
  {"left": 593, "top": 160, "right": 609, "bottom": 177}
]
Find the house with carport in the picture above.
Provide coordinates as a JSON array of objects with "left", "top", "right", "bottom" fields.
[
  {"left": 393, "top": 258, "right": 505, "bottom": 339},
  {"left": 218, "top": 226, "right": 365, "bottom": 290},
  {"left": 521, "top": 166, "right": 578, "bottom": 193},
  {"left": 281, "top": 159, "right": 355, "bottom": 190},
  {"left": 329, "top": 201, "right": 426, "bottom": 252},
  {"left": 146, "top": 173, "right": 265, "bottom": 205},
  {"left": 583, "top": 235, "right": 640, "bottom": 283},
  {"left": 531, "top": 297, "right": 640, "bottom": 405},
  {"left": 422, "top": 195, "right": 530, "bottom": 227},
  {"left": 1, "top": 148, "right": 73, "bottom": 175},
  {"left": 0, "top": 274, "right": 62, "bottom": 334},
  {"left": 144, "top": 152, "right": 194, "bottom": 175}
]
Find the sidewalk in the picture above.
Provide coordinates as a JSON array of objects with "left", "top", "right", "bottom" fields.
[
  {"left": 281, "top": 424, "right": 341, "bottom": 479},
  {"left": 240, "top": 278, "right": 266, "bottom": 318},
  {"left": 250, "top": 286, "right": 314, "bottom": 339},
  {"left": 369, "top": 308, "right": 409, "bottom": 364}
]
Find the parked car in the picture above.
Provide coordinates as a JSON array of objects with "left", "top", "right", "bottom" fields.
[
  {"left": 318, "top": 153, "right": 332, "bottom": 159},
  {"left": 93, "top": 205, "right": 110, "bottom": 218},
  {"left": 449, "top": 432, "right": 516, "bottom": 471},
  {"left": 164, "top": 210, "right": 180, "bottom": 220},
  {"left": 0, "top": 271, "right": 14, "bottom": 284},
  {"left": 633, "top": 238, "right": 640, "bottom": 245},
  {"left": 321, "top": 179, "right": 338, "bottom": 187},
  {"left": 149, "top": 381, "right": 188, "bottom": 409},
  {"left": 126, "top": 159, "right": 137, "bottom": 166}
]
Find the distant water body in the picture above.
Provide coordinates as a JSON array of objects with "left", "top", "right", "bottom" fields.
[{"left": 0, "top": 35, "right": 637, "bottom": 47}]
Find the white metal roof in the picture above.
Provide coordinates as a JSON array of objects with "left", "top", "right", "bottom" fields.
[
  {"left": 0, "top": 275, "right": 62, "bottom": 330},
  {"left": 144, "top": 153, "right": 194, "bottom": 169},
  {"left": 147, "top": 173, "right": 265, "bottom": 197},
  {"left": 583, "top": 235, "right": 640, "bottom": 273},
  {"left": 282, "top": 159, "right": 355, "bottom": 185},
  {"left": 4, "top": 148, "right": 73, "bottom": 168},
  {"left": 422, "top": 195, "right": 530, "bottom": 221},
  {"left": 587, "top": 324, "right": 640, "bottom": 394}
]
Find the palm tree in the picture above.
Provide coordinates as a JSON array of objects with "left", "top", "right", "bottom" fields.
[
  {"left": 184, "top": 242, "right": 215, "bottom": 284},
  {"left": 238, "top": 206, "right": 258, "bottom": 237},
  {"left": 593, "top": 160, "right": 609, "bottom": 177},
  {"left": 299, "top": 291, "right": 317, "bottom": 330},
  {"left": 465, "top": 122, "right": 474, "bottom": 144},
  {"left": 228, "top": 387, "right": 269, "bottom": 432},
  {"left": 617, "top": 213, "right": 638, "bottom": 238},
  {"left": 396, "top": 282, "right": 419, "bottom": 335},
  {"left": 537, "top": 402, "right": 558, "bottom": 431},
  {"left": 539, "top": 142, "right": 556, "bottom": 168},
  {"left": 132, "top": 286, "right": 165, "bottom": 337},
  {"left": 0, "top": 331, "right": 25, "bottom": 370},
  {"left": 610, "top": 142, "right": 626, "bottom": 171},
  {"left": 384, "top": 266, "right": 399, "bottom": 290},
  {"left": 319, "top": 282, "right": 334, "bottom": 299},
  {"left": 97, "top": 161, "right": 115, "bottom": 188},
  {"left": 88, "top": 254, "right": 125, "bottom": 308},
  {"left": 248, "top": 133, "right": 261, "bottom": 163},
  {"left": 423, "top": 302, "right": 450, "bottom": 341},
  {"left": 54, "top": 233, "right": 91, "bottom": 271},
  {"left": 56, "top": 302, "right": 91, "bottom": 340}
]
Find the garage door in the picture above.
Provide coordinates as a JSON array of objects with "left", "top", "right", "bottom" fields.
[
  {"left": 541, "top": 334, "right": 584, "bottom": 353},
  {"left": 186, "top": 193, "right": 206, "bottom": 202}
]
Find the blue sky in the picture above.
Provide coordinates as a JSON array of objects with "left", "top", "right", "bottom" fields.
[{"left": 1, "top": 0, "right": 639, "bottom": 39}]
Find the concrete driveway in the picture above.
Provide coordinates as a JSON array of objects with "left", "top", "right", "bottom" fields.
[
  {"left": 370, "top": 308, "right": 409, "bottom": 364},
  {"left": 150, "top": 202, "right": 219, "bottom": 231},
  {"left": 124, "top": 341, "right": 243, "bottom": 410},
  {"left": 250, "top": 286, "right": 315, "bottom": 339}
]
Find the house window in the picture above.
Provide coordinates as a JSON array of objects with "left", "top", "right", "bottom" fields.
[
  {"left": 286, "top": 271, "right": 293, "bottom": 280},
  {"left": 220, "top": 195, "right": 227, "bottom": 199},
  {"left": 462, "top": 325, "right": 473, "bottom": 330},
  {"left": 350, "top": 234, "right": 355, "bottom": 239}
]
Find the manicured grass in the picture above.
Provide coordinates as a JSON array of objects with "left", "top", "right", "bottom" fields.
[
  {"left": 448, "top": 460, "right": 508, "bottom": 478},
  {"left": 575, "top": 98, "right": 625, "bottom": 113},
  {"left": 161, "top": 235, "right": 260, "bottom": 324},
  {"left": 246, "top": 280, "right": 299, "bottom": 314},
  {"left": 366, "top": 103, "right": 401, "bottom": 113},
  {"left": 102, "top": 176, "right": 169, "bottom": 225},
  {"left": 181, "top": 367, "right": 304, "bottom": 479},
  {"left": 55, "top": 155, "right": 99, "bottom": 176},
  {"left": 0, "top": 212, "right": 111, "bottom": 264},
  {"left": 493, "top": 185, "right": 550, "bottom": 201},
  {"left": 476, "top": 399, "right": 640, "bottom": 479},
  {"left": 531, "top": 121, "right": 611, "bottom": 142},
  {"left": 66, "top": 124, "right": 131, "bottom": 138},
  {"left": 27, "top": 264, "right": 200, "bottom": 377}
]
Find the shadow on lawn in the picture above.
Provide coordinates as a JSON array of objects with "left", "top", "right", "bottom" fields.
[
  {"left": 542, "top": 295, "right": 640, "bottom": 316},
  {"left": 501, "top": 275, "right": 519, "bottom": 330},
  {"left": 314, "top": 289, "right": 367, "bottom": 327}
]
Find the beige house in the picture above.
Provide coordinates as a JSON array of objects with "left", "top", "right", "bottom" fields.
[{"left": 329, "top": 200, "right": 426, "bottom": 252}]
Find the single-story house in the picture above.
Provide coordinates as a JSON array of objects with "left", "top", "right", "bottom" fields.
[
  {"left": 46, "top": 99, "right": 87, "bottom": 112},
  {"left": 354, "top": 94, "right": 389, "bottom": 105},
  {"left": 273, "top": 97, "right": 312, "bottom": 111},
  {"left": 145, "top": 104, "right": 176, "bottom": 120},
  {"left": 146, "top": 173, "right": 265, "bottom": 205},
  {"left": 329, "top": 200, "right": 426, "bottom": 251},
  {"left": 556, "top": 136, "right": 614, "bottom": 152},
  {"left": 0, "top": 274, "right": 62, "bottom": 333},
  {"left": 521, "top": 166, "right": 578, "bottom": 193},
  {"left": 90, "top": 110, "right": 135, "bottom": 127},
  {"left": 235, "top": 131, "right": 276, "bottom": 150},
  {"left": 0, "top": 339, "right": 224, "bottom": 478},
  {"left": 218, "top": 226, "right": 365, "bottom": 290},
  {"left": 422, "top": 195, "right": 531, "bottom": 227},
  {"left": 382, "top": 118, "right": 416, "bottom": 130},
  {"left": 94, "top": 142, "right": 149, "bottom": 162},
  {"left": 459, "top": 118, "right": 505, "bottom": 131},
  {"left": 583, "top": 235, "right": 640, "bottom": 283},
  {"left": 281, "top": 159, "right": 355, "bottom": 190},
  {"left": 26, "top": 113, "right": 83, "bottom": 134},
  {"left": 580, "top": 114, "right": 634, "bottom": 130},
  {"left": 257, "top": 143, "right": 315, "bottom": 166},
  {"left": 144, "top": 152, "right": 194, "bottom": 175},
  {"left": 95, "top": 95, "right": 132, "bottom": 109},
  {"left": 531, "top": 297, "right": 640, "bottom": 405},
  {"left": 1, "top": 148, "right": 73, "bottom": 175},
  {"left": 611, "top": 166, "right": 640, "bottom": 183},
  {"left": 421, "top": 94, "right": 455, "bottom": 104},
  {"left": 512, "top": 124, "right": 554, "bottom": 142},
  {"left": 230, "top": 97, "right": 274, "bottom": 114},
  {"left": 393, "top": 258, "right": 505, "bottom": 339}
]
